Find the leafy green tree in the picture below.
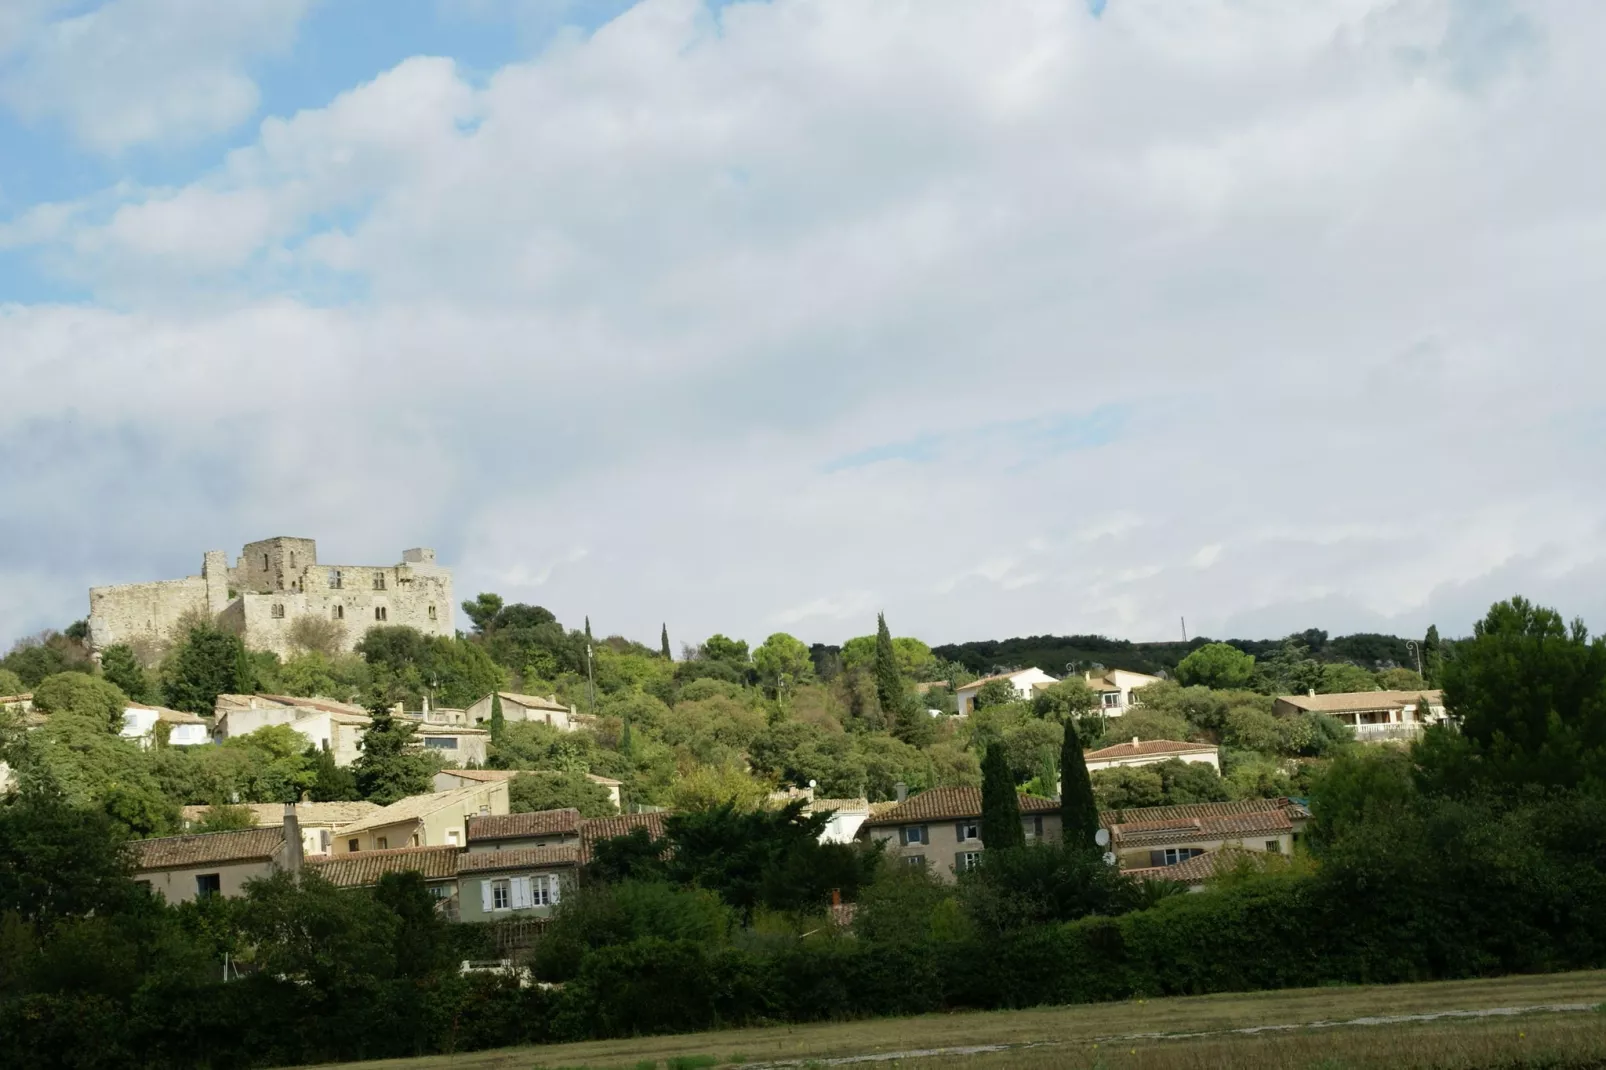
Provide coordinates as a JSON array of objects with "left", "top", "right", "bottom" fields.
[
  {"left": 1319, "top": 662, "right": 1379, "bottom": 694},
  {"left": 1377, "top": 666, "right": 1429, "bottom": 691},
  {"left": 660, "top": 623, "right": 671, "bottom": 661},
  {"left": 0, "top": 791, "right": 139, "bottom": 926},
  {"left": 358, "top": 627, "right": 506, "bottom": 709},
  {"left": 753, "top": 632, "right": 813, "bottom": 701},
  {"left": 1254, "top": 639, "right": 1324, "bottom": 696},
  {"left": 1157, "top": 758, "right": 1230, "bottom": 803},
  {"left": 461, "top": 592, "right": 504, "bottom": 633},
  {"left": 1091, "top": 766, "right": 1165, "bottom": 809},
  {"left": 508, "top": 770, "right": 616, "bottom": 817},
  {"left": 959, "top": 842, "right": 1142, "bottom": 934},
  {"left": 1423, "top": 624, "right": 1444, "bottom": 685},
  {"left": 6, "top": 711, "right": 175, "bottom": 836},
  {"left": 32, "top": 672, "right": 129, "bottom": 732},
  {"left": 307, "top": 746, "right": 360, "bottom": 802},
  {"left": 980, "top": 741, "right": 1025, "bottom": 849},
  {"left": 162, "top": 625, "right": 252, "bottom": 714},
  {"left": 0, "top": 668, "right": 23, "bottom": 696},
  {"left": 1422, "top": 596, "right": 1606, "bottom": 793},
  {"left": 352, "top": 708, "right": 437, "bottom": 805},
  {"left": 193, "top": 803, "right": 258, "bottom": 832},
  {"left": 1059, "top": 720, "right": 1100, "bottom": 852},
  {"left": 1308, "top": 747, "right": 1416, "bottom": 852},
  {"left": 699, "top": 634, "right": 749, "bottom": 665},
  {"left": 1222, "top": 704, "right": 1284, "bottom": 752},
  {"left": 971, "top": 678, "right": 1021, "bottom": 711},
  {"left": 1033, "top": 677, "right": 1099, "bottom": 722},
  {"left": 1175, "top": 642, "right": 1257, "bottom": 690},
  {"left": 97, "top": 645, "right": 153, "bottom": 703},
  {"left": 872, "top": 614, "right": 903, "bottom": 716},
  {"left": 841, "top": 634, "right": 937, "bottom": 677}
]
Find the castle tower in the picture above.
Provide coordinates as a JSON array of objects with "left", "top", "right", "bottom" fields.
[{"left": 203, "top": 550, "right": 230, "bottom": 615}]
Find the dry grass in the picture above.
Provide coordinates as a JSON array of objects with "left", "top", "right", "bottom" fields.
[{"left": 301, "top": 970, "right": 1606, "bottom": 1070}]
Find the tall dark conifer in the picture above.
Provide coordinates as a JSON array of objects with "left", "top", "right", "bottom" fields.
[
  {"left": 1059, "top": 720, "right": 1101, "bottom": 852},
  {"left": 980, "top": 741, "right": 1025, "bottom": 850},
  {"left": 660, "top": 623, "right": 672, "bottom": 660},
  {"left": 873, "top": 613, "right": 902, "bottom": 715},
  {"left": 1423, "top": 624, "right": 1444, "bottom": 686}
]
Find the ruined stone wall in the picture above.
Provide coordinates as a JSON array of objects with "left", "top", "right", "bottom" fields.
[
  {"left": 88, "top": 575, "right": 210, "bottom": 651},
  {"left": 237, "top": 537, "right": 318, "bottom": 593}
]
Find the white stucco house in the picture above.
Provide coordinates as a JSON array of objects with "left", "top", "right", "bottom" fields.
[
  {"left": 213, "top": 694, "right": 372, "bottom": 766},
  {"left": 1081, "top": 738, "right": 1221, "bottom": 773},
  {"left": 955, "top": 668, "right": 1060, "bottom": 716},
  {"left": 121, "top": 702, "right": 210, "bottom": 748},
  {"left": 1067, "top": 669, "right": 1166, "bottom": 716}
]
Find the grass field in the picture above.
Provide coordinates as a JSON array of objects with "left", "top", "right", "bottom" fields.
[{"left": 305, "top": 971, "right": 1606, "bottom": 1070}]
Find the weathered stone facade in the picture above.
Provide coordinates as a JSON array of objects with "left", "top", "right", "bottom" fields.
[{"left": 89, "top": 538, "right": 454, "bottom": 658}]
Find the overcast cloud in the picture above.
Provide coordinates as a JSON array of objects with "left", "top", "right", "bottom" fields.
[{"left": 2, "top": 0, "right": 1604, "bottom": 652}]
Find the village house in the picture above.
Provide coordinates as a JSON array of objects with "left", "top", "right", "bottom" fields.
[
  {"left": 770, "top": 786, "right": 872, "bottom": 844},
  {"left": 466, "top": 808, "right": 583, "bottom": 852},
  {"left": 1101, "top": 798, "right": 1308, "bottom": 870},
  {"left": 1071, "top": 668, "right": 1165, "bottom": 715},
  {"left": 1121, "top": 844, "right": 1282, "bottom": 891},
  {"left": 1082, "top": 738, "right": 1221, "bottom": 773},
  {"left": 458, "top": 846, "right": 579, "bottom": 922},
  {"left": 120, "top": 702, "right": 210, "bottom": 748},
  {"left": 856, "top": 786, "right": 1063, "bottom": 880},
  {"left": 954, "top": 668, "right": 1060, "bottom": 716},
  {"left": 1273, "top": 689, "right": 1447, "bottom": 742},
  {"left": 311, "top": 846, "right": 463, "bottom": 914},
  {"left": 214, "top": 693, "right": 371, "bottom": 766},
  {"left": 180, "top": 801, "right": 380, "bottom": 858},
  {"left": 407, "top": 720, "right": 491, "bottom": 767},
  {"left": 335, "top": 782, "right": 509, "bottom": 854},
  {"left": 130, "top": 814, "right": 302, "bottom": 903},
  {"left": 466, "top": 691, "right": 583, "bottom": 731},
  {"left": 433, "top": 767, "right": 626, "bottom": 808}
]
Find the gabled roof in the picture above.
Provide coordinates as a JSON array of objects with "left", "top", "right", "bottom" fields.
[
  {"left": 1276, "top": 689, "right": 1443, "bottom": 713},
  {"left": 496, "top": 692, "right": 570, "bottom": 712},
  {"left": 127, "top": 702, "right": 209, "bottom": 725},
  {"left": 131, "top": 827, "right": 284, "bottom": 871},
  {"left": 310, "top": 845, "right": 460, "bottom": 887},
  {"left": 1109, "top": 810, "right": 1293, "bottom": 848},
  {"left": 334, "top": 787, "right": 492, "bottom": 835},
  {"left": 578, "top": 811, "right": 671, "bottom": 862},
  {"left": 860, "top": 786, "right": 1059, "bottom": 828},
  {"left": 468, "top": 809, "right": 582, "bottom": 842},
  {"left": 1100, "top": 797, "right": 1304, "bottom": 827},
  {"left": 179, "top": 802, "right": 380, "bottom": 828},
  {"left": 458, "top": 845, "right": 581, "bottom": 874},
  {"left": 1123, "top": 845, "right": 1279, "bottom": 885},
  {"left": 440, "top": 769, "right": 520, "bottom": 783},
  {"left": 955, "top": 668, "right": 1056, "bottom": 693},
  {"left": 1084, "top": 739, "right": 1217, "bottom": 761}
]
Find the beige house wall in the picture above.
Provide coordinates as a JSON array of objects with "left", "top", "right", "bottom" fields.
[
  {"left": 1116, "top": 830, "right": 1292, "bottom": 870},
  {"left": 339, "top": 782, "right": 508, "bottom": 853},
  {"left": 865, "top": 812, "right": 1064, "bottom": 882},
  {"left": 138, "top": 858, "right": 277, "bottom": 904},
  {"left": 1085, "top": 751, "right": 1221, "bottom": 773}
]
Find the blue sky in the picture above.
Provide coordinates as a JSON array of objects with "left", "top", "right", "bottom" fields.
[{"left": 2, "top": 0, "right": 1604, "bottom": 653}]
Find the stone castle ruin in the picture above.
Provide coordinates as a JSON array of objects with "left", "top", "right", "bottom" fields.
[{"left": 89, "top": 537, "right": 454, "bottom": 659}]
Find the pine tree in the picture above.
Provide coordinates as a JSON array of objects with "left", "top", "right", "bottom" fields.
[
  {"left": 309, "top": 747, "right": 360, "bottom": 802},
  {"left": 980, "top": 741, "right": 1025, "bottom": 850},
  {"left": 1059, "top": 719, "right": 1101, "bottom": 852},
  {"left": 353, "top": 706, "right": 435, "bottom": 805},
  {"left": 660, "top": 623, "right": 672, "bottom": 661},
  {"left": 1423, "top": 624, "right": 1443, "bottom": 686},
  {"left": 489, "top": 691, "right": 505, "bottom": 739}
]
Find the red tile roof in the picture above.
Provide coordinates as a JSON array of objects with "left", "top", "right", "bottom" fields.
[
  {"left": 131, "top": 827, "right": 284, "bottom": 870},
  {"left": 309, "top": 845, "right": 460, "bottom": 887},
  {"left": 1124, "top": 845, "right": 1282, "bottom": 884},
  {"left": 1084, "top": 739, "right": 1217, "bottom": 761},
  {"left": 578, "top": 811, "right": 671, "bottom": 862},
  {"left": 860, "top": 786, "right": 1059, "bottom": 828},
  {"left": 1099, "top": 797, "right": 1303, "bottom": 827},
  {"left": 467, "top": 809, "right": 582, "bottom": 842},
  {"left": 458, "top": 845, "right": 581, "bottom": 874}
]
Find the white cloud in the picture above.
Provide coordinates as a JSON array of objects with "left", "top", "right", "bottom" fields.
[
  {"left": 4, "top": 0, "right": 1606, "bottom": 651},
  {"left": 0, "top": 0, "right": 311, "bottom": 153}
]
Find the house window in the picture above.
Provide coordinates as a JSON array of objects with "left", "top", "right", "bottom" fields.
[
  {"left": 424, "top": 736, "right": 458, "bottom": 750},
  {"left": 332, "top": 604, "right": 344, "bottom": 620},
  {"left": 901, "top": 825, "right": 927, "bottom": 846},
  {"left": 373, "top": 573, "right": 386, "bottom": 590},
  {"left": 377, "top": 836, "right": 389, "bottom": 850},
  {"left": 492, "top": 879, "right": 511, "bottom": 911},
  {"left": 1150, "top": 847, "right": 1205, "bottom": 867},
  {"left": 195, "top": 873, "right": 222, "bottom": 898},
  {"left": 374, "top": 607, "right": 388, "bottom": 622},
  {"left": 1101, "top": 692, "right": 1121, "bottom": 709},
  {"left": 329, "top": 570, "right": 343, "bottom": 589},
  {"left": 904, "top": 855, "right": 927, "bottom": 868},
  {"left": 956, "top": 820, "right": 980, "bottom": 842},
  {"left": 1266, "top": 840, "right": 1282, "bottom": 853},
  {"left": 428, "top": 604, "right": 437, "bottom": 621},
  {"left": 270, "top": 603, "right": 285, "bottom": 619},
  {"left": 320, "top": 830, "right": 331, "bottom": 853},
  {"left": 446, "top": 829, "right": 461, "bottom": 847},
  {"left": 958, "top": 851, "right": 984, "bottom": 872},
  {"left": 348, "top": 839, "right": 359, "bottom": 853},
  {"left": 1023, "top": 815, "right": 1044, "bottom": 839}
]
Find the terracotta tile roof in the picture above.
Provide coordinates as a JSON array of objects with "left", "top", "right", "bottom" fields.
[
  {"left": 578, "top": 811, "right": 671, "bottom": 862},
  {"left": 441, "top": 769, "right": 520, "bottom": 783},
  {"left": 1084, "top": 739, "right": 1217, "bottom": 761},
  {"left": 131, "top": 827, "right": 284, "bottom": 871},
  {"left": 1106, "top": 808, "right": 1294, "bottom": 849},
  {"left": 468, "top": 809, "right": 582, "bottom": 842},
  {"left": 1123, "top": 845, "right": 1280, "bottom": 885},
  {"left": 1100, "top": 797, "right": 1301, "bottom": 827},
  {"left": 587, "top": 773, "right": 624, "bottom": 787},
  {"left": 458, "top": 845, "right": 581, "bottom": 873},
  {"left": 1276, "top": 689, "right": 1443, "bottom": 713},
  {"left": 860, "top": 787, "right": 1059, "bottom": 828},
  {"left": 311, "top": 845, "right": 460, "bottom": 887},
  {"left": 335, "top": 787, "right": 494, "bottom": 835},
  {"left": 498, "top": 691, "right": 569, "bottom": 712},
  {"left": 179, "top": 802, "right": 381, "bottom": 828},
  {"left": 257, "top": 693, "right": 371, "bottom": 716},
  {"left": 810, "top": 797, "right": 871, "bottom": 814}
]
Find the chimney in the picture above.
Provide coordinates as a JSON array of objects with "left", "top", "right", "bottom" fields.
[
  {"left": 831, "top": 888, "right": 842, "bottom": 908},
  {"left": 1308, "top": 688, "right": 1317, "bottom": 697},
  {"left": 1132, "top": 736, "right": 1140, "bottom": 747},
  {"left": 283, "top": 803, "right": 304, "bottom": 876},
  {"left": 895, "top": 781, "right": 908, "bottom": 803}
]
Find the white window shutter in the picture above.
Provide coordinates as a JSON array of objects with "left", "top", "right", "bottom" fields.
[
  {"left": 512, "top": 876, "right": 532, "bottom": 910},
  {"left": 480, "top": 879, "right": 493, "bottom": 912},
  {"left": 549, "top": 874, "right": 562, "bottom": 904}
]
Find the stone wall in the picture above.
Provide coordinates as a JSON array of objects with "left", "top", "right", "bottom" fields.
[{"left": 88, "top": 575, "right": 210, "bottom": 651}]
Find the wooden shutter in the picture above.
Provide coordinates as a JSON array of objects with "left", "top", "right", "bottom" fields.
[
  {"left": 512, "top": 876, "right": 533, "bottom": 910},
  {"left": 1149, "top": 850, "right": 1165, "bottom": 867},
  {"left": 480, "top": 879, "right": 494, "bottom": 912},
  {"left": 549, "top": 874, "right": 562, "bottom": 904},
  {"left": 920, "top": 824, "right": 930, "bottom": 845},
  {"left": 955, "top": 822, "right": 966, "bottom": 843}
]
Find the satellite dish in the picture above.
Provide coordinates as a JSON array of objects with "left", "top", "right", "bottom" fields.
[
  {"left": 1102, "top": 852, "right": 1117, "bottom": 867},
  {"left": 1094, "top": 828, "right": 1111, "bottom": 847},
  {"left": 808, "top": 779, "right": 817, "bottom": 788}
]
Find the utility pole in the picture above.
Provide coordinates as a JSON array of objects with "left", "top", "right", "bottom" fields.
[
  {"left": 1180, "top": 617, "right": 1188, "bottom": 643},
  {"left": 584, "top": 615, "right": 597, "bottom": 713}
]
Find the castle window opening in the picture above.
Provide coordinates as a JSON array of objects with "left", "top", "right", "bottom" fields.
[
  {"left": 332, "top": 604, "right": 344, "bottom": 620},
  {"left": 262, "top": 553, "right": 269, "bottom": 571},
  {"left": 270, "top": 604, "right": 285, "bottom": 619},
  {"left": 428, "top": 604, "right": 437, "bottom": 620},
  {"left": 329, "top": 570, "right": 343, "bottom": 590},
  {"left": 290, "top": 553, "right": 296, "bottom": 569},
  {"left": 373, "top": 573, "right": 386, "bottom": 591},
  {"left": 375, "top": 607, "right": 388, "bottom": 622}
]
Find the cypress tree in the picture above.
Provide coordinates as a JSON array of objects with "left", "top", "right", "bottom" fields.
[
  {"left": 873, "top": 613, "right": 902, "bottom": 715},
  {"left": 489, "top": 691, "right": 505, "bottom": 739},
  {"left": 1423, "top": 624, "right": 1443, "bottom": 686},
  {"left": 980, "top": 741, "right": 1025, "bottom": 850},
  {"left": 1059, "top": 719, "right": 1101, "bottom": 852},
  {"left": 661, "top": 623, "right": 672, "bottom": 661}
]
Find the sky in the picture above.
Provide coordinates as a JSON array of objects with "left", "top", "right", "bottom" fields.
[{"left": 2, "top": 0, "right": 1604, "bottom": 654}]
